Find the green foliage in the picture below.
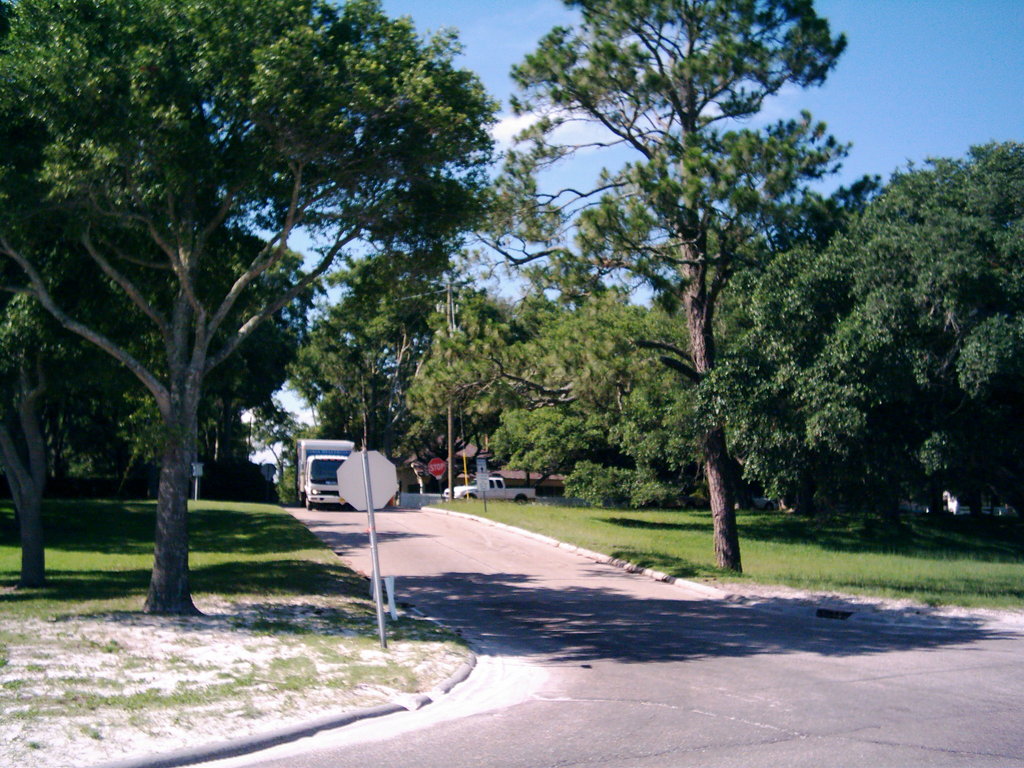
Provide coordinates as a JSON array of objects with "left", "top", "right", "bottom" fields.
[
  {"left": 565, "top": 461, "right": 636, "bottom": 507},
  {"left": 415, "top": 288, "right": 706, "bottom": 493},
  {"left": 492, "top": 406, "right": 609, "bottom": 479},
  {"left": 726, "top": 142, "right": 1024, "bottom": 513},
  {"left": 500, "top": 0, "right": 847, "bottom": 286},
  {"left": 565, "top": 461, "right": 684, "bottom": 509},
  {"left": 291, "top": 253, "right": 451, "bottom": 457}
]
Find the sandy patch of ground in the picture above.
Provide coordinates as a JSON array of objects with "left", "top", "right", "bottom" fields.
[{"left": 0, "top": 596, "right": 469, "bottom": 768}]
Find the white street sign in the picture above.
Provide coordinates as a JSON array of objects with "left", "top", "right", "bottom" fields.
[{"left": 336, "top": 450, "right": 398, "bottom": 512}]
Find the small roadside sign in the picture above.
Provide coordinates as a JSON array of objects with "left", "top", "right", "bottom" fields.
[
  {"left": 475, "top": 460, "right": 490, "bottom": 514},
  {"left": 427, "top": 457, "right": 447, "bottom": 479},
  {"left": 335, "top": 450, "right": 398, "bottom": 649}
]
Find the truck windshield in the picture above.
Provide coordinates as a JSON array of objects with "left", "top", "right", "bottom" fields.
[{"left": 311, "top": 459, "right": 345, "bottom": 484}]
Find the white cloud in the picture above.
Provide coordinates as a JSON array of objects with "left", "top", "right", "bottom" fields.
[
  {"left": 490, "top": 111, "right": 542, "bottom": 149},
  {"left": 491, "top": 108, "right": 620, "bottom": 153}
]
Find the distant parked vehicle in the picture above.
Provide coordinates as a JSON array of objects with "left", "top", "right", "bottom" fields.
[
  {"left": 990, "top": 505, "right": 1020, "bottom": 517},
  {"left": 898, "top": 501, "right": 930, "bottom": 514},
  {"left": 751, "top": 496, "right": 777, "bottom": 511},
  {"left": 443, "top": 475, "right": 535, "bottom": 503},
  {"left": 941, "top": 491, "right": 1018, "bottom": 517}
]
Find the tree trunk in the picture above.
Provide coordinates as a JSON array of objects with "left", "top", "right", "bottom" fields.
[
  {"left": 0, "top": 364, "right": 49, "bottom": 588},
  {"left": 0, "top": 425, "right": 46, "bottom": 588},
  {"left": 683, "top": 258, "right": 742, "bottom": 572},
  {"left": 704, "top": 426, "right": 742, "bottom": 571},
  {"left": 795, "top": 473, "right": 817, "bottom": 517},
  {"left": 144, "top": 359, "right": 201, "bottom": 615},
  {"left": 17, "top": 493, "right": 45, "bottom": 587}
]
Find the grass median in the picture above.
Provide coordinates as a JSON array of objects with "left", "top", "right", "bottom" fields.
[
  {"left": 436, "top": 500, "right": 1024, "bottom": 609},
  {"left": 0, "top": 499, "right": 468, "bottom": 768}
]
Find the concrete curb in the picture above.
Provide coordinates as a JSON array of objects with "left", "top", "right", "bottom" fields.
[
  {"left": 421, "top": 506, "right": 1024, "bottom": 634},
  {"left": 91, "top": 654, "right": 478, "bottom": 768},
  {"left": 423, "top": 505, "right": 733, "bottom": 600}
]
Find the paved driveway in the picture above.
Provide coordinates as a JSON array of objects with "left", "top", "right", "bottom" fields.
[{"left": 212, "top": 506, "right": 1024, "bottom": 768}]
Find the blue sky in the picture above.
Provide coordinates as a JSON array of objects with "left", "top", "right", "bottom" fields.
[{"left": 383, "top": 0, "right": 1024, "bottom": 190}]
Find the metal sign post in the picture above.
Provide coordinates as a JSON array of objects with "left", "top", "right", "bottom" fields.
[
  {"left": 337, "top": 449, "right": 398, "bottom": 650},
  {"left": 360, "top": 449, "right": 388, "bottom": 650},
  {"left": 191, "top": 462, "right": 204, "bottom": 501},
  {"left": 476, "top": 456, "right": 489, "bottom": 516}
]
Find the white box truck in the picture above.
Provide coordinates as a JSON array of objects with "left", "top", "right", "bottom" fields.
[{"left": 296, "top": 439, "right": 355, "bottom": 510}]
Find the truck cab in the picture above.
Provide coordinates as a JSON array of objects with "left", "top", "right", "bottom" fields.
[
  {"left": 304, "top": 455, "right": 348, "bottom": 509},
  {"left": 296, "top": 439, "right": 355, "bottom": 510}
]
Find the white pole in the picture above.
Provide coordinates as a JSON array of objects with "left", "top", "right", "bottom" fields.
[{"left": 361, "top": 448, "right": 388, "bottom": 649}]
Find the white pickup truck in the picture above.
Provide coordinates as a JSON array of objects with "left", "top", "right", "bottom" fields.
[{"left": 444, "top": 476, "right": 535, "bottom": 503}]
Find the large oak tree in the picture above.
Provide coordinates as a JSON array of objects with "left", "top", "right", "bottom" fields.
[{"left": 0, "top": 0, "right": 493, "bottom": 612}]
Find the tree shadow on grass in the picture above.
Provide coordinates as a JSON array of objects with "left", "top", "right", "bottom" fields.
[
  {"left": 0, "top": 568, "right": 152, "bottom": 605},
  {"left": 0, "top": 559, "right": 369, "bottom": 609},
  {"left": 601, "top": 516, "right": 710, "bottom": 533},
  {"left": 0, "top": 500, "right": 340, "bottom": 559},
  {"left": 604, "top": 547, "right": 709, "bottom": 579},
  {"left": 0, "top": 499, "right": 158, "bottom": 556},
  {"left": 736, "top": 511, "right": 1024, "bottom": 561},
  {"left": 189, "top": 507, "right": 339, "bottom": 555},
  {"left": 192, "top": 559, "right": 368, "bottom": 598}
]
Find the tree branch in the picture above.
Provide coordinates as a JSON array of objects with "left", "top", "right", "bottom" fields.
[
  {"left": 205, "top": 229, "right": 358, "bottom": 373},
  {"left": 482, "top": 236, "right": 572, "bottom": 267},
  {"left": 205, "top": 164, "right": 308, "bottom": 340},
  {"left": 490, "top": 357, "right": 576, "bottom": 406},
  {"left": 82, "top": 231, "right": 170, "bottom": 340},
  {"left": 0, "top": 238, "right": 171, "bottom": 417},
  {"left": 635, "top": 339, "right": 701, "bottom": 383}
]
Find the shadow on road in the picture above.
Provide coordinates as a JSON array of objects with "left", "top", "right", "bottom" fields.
[
  {"left": 294, "top": 508, "right": 1012, "bottom": 667},
  {"left": 392, "top": 570, "right": 1009, "bottom": 666}
]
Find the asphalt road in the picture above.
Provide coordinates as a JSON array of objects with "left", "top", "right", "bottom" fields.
[{"left": 205, "top": 506, "right": 1024, "bottom": 768}]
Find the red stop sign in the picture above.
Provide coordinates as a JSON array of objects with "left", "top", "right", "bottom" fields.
[{"left": 426, "top": 457, "right": 447, "bottom": 479}]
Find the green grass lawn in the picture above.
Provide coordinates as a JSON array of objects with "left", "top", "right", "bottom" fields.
[
  {"left": 437, "top": 500, "right": 1024, "bottom": 609},
  {"left": 0, "top": 498, "right": 367, "bottom": 618}
]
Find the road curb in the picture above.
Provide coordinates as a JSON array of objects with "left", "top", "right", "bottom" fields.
[
  {"left": 421, "top": 506, "right": 1024, "bottom": 633},
  {"left": 423, "top": 505, "right": 732, "bottom": 600},
  {"left": 90, "top": 653, "right": 478, "bottom": 768}
]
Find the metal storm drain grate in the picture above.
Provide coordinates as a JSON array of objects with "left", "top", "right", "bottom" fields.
[{"left": 816, "top": 608, "right": 854, "bottom": 620}]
